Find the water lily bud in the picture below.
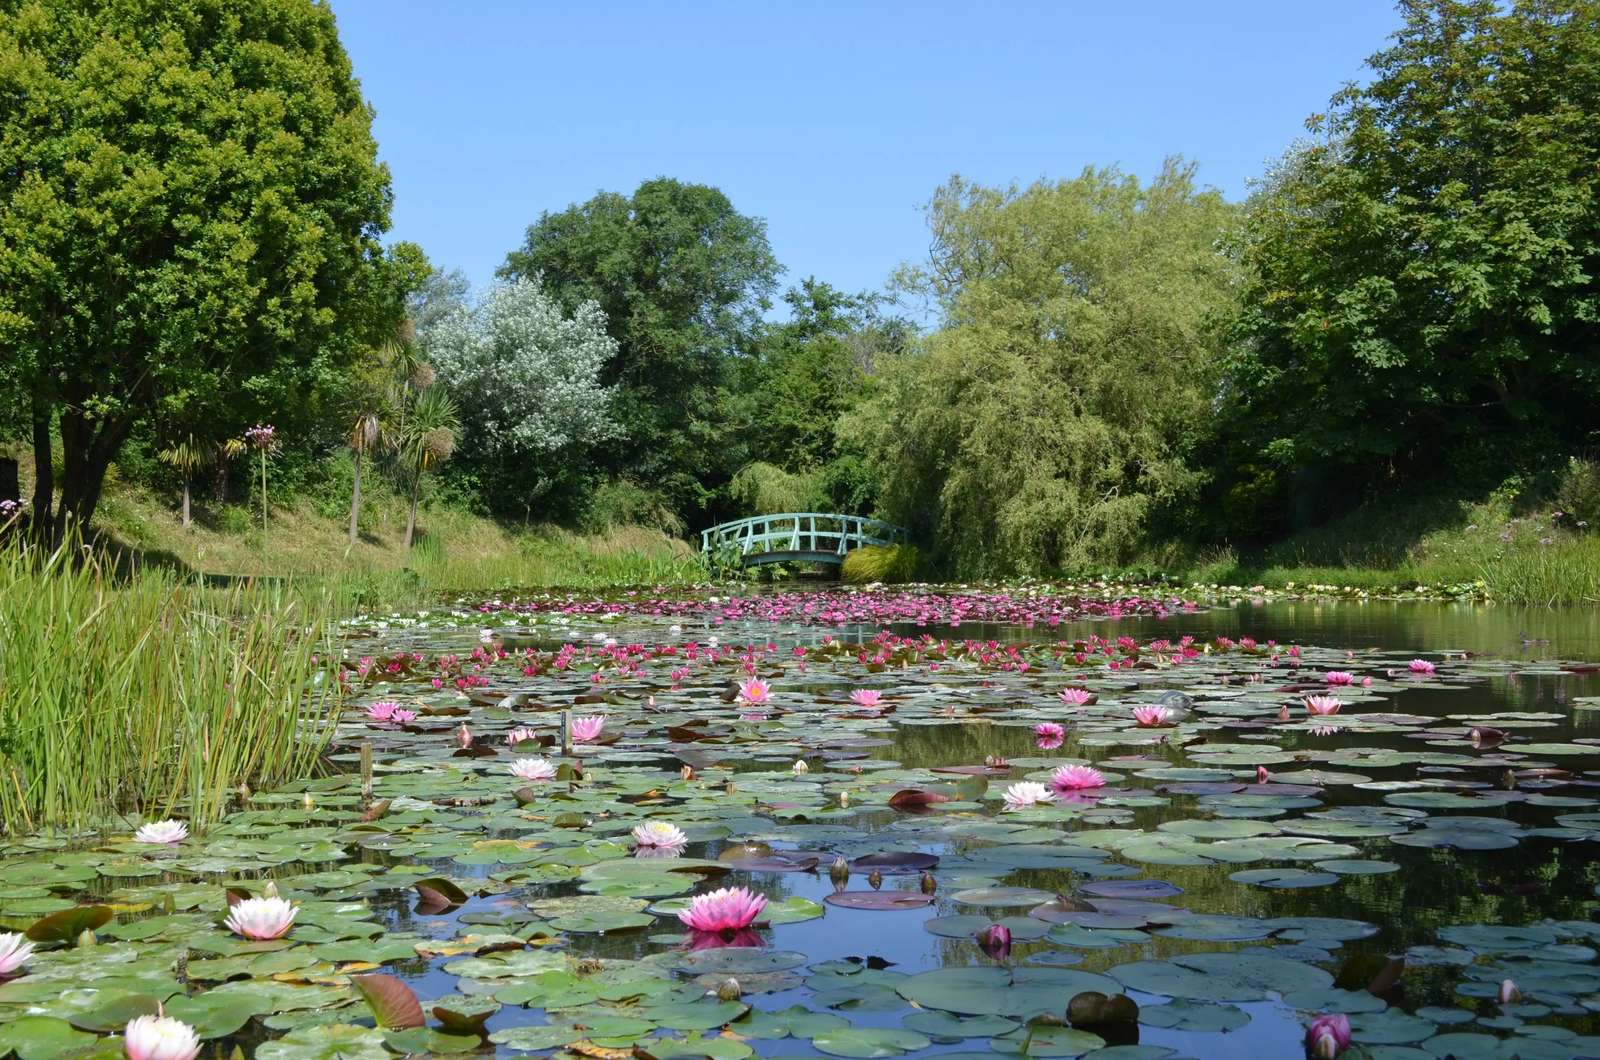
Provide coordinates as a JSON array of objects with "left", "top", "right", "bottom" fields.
[
  {"left": 680, "top": 765, "right": 696, "bottom": 782},
  {"left": 920, "top": 872, "right": 937, "bottom": 895},
  {"left": 1255, "top": 766, "right": 1270, "bottom": 784},
  {"left": 839, "top": 790, "right": 850, "bottom": 807},
  {"left": 792, "top": 759, "right": 809, "bottom": 774},
  {"left": 716, "top": 978, "right": 742, "bottom": 1001},
  {"left": 829, "top": 857, "right": 850, "bottom": 885},
  {"left": 301, "top": 793, "right": 315, "bottom": 811},
  {"left": 160, "top": 893, "right": 176, "bottom": 915},
  {"left": 76, "top": 928, "right": 96, "bottom": 947},
  {"left": 867, "top": 869, "right": 884, "bottom": 890},
  {"left": 723, "top": 779, "right": 736, "bottom": 795},
  {"left": 262, "top": 880, "right": 280, "bottom": 899},
  {"left": 1499, "top": 978, "right": 1520, "bottom": 1004},
  {"left": 456, "top": 723, "right": 473, "bottom": 749}
]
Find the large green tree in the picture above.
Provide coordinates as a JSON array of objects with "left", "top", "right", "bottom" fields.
[
  {"left": 844, "top": 161, "right": 1239, "bottom": 576},
  {"left": 0, "top": 0, "right": 396, "bottom": 542},
  {"left": 500, "top": 178, "right": 779, "bottom": 525},
  {"left": 1224, "top": 0, "right": 1600, "bottom": 518}
]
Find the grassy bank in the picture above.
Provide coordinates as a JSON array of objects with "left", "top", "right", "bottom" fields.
[
  {"left": 1161, "top": 491, "right": 1600, "bottom": 605},
  {"left": 0, "top": 539, "right": 343, "bottom": 832}
]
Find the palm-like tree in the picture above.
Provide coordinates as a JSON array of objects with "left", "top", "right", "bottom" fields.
[
  {"left": 157, "top": 435, "right": 207, "bottom": 529},
  {"left": 401, "top": 387, "right": 459, "bottom": 550},
  {"left": 346, "top": 409, "right": 383, "bottom": 545}
]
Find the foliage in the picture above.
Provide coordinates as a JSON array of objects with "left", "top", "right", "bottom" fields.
[
  {"left": 845, "top": 161, "right": 1239, "bottom": 577},
  {"left": 841, "top": 543, "right": 920, "bottom": 585},
  {"left": 0, "top": 0, "right": 400, "bottom": 542},
  {"left": 1222, "top": 0, "right": 1600, "bottom": 513},
  {"left": 501, "top": 178, "right": 780, "bottom": 523},
  {"left": 399, "top": 388, "right": 459, "bottom": 549},
  {"left": 1555, "top": 457, "right": 1600, "bottom": 530},
  {"left": 424, "top": 277, "right": 618, "bottom": 516},
  {"left": 0, "top": 536, "right": 341, "bottom": 831},
  {"left": 727, "top": 462, "right": 822, "bottom": 516}
]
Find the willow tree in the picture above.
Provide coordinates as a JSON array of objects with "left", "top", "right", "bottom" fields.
[
  {"left": 0, "top": 0, "right": 395, "bottom": 544},
  {"left": 844, "top": 161, "right": 1239, "bottom": 576}
]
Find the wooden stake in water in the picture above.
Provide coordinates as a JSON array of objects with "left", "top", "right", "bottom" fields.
[
  {"left": 561, "top": 710, "right": 573, "bottom": 756},
  {"left": 360, "top": 739, "right": 373, "bottom": 807}
]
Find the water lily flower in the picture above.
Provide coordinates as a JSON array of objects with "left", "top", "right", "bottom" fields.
[
  {"left": 506, "top": 727, "right": 537, "bottom": 746},
  {"left": 0, "top": 933, "right": 34, "bottom": 978},
  {"left": 1408, "top": 659, "right": 1436, "bottom": 675},
  {"left": 850, "top": 689, "right": 883, "bottom": 708},
  {"left": 134, "top": 820, "right": 188, "bottom": 845},
  {"left": 632, "top": 820, "right": 687, "bottom": 848},
  {"left": 509, "top": 757, "right": 558, "bottom": 781},
  {"left": 685, "top": 927, "right": 764, "bottom": 951},
  {"left": 389, "top": 708, "right": 418, "bottom": 724},
  {"left": 792, "top": 759, "right": 809, "bottom": 774},
  {"left": 975, "top": 923, "right": 1012, "bottom": 961},
  {"left": 1305, "top": 695, "right": 1343, "bottom": 716},
  {"left": 678, "top": 887, "right": 768, "bottom": 933},
  {"left": 456, "top": 723, "right": 473, "bottom": 749},
  {"left": 1324, "top": 671, "right": 1355, "bottom": 686},
  {"left": 1499, "top": 978, "right": 1520, "bottom": 1004},
  {"left": 1256, "top": 766, "right": 1270, "bottom": 784},
  {"left": 1002, "top": 781, "right": 1056, "bottom": 809},
  {"left": 365, "top": 701, "right": 401, "bottom": 721},
  {"left": 1277, "top": 703, "right": 1291, "bottom": 722},
  {"left": 123, "top": 1014, "right": 201, "bottom": 1060},
  {"left": 1305, "top": 1012, "right": 1351, "bottom": 1058},
  {"left": 570, "top": 715, "right": 605, "bottom": 743},
  {"left": 1132, "top": 705, "right": 1174, "bottom": 727},
  {"left": 224, "top": 896, "right": 297, "bottom": 940},
  {"left": 1058, "top": 688, "right": 1094, "bottom": 706},
  {"left": 737, "top": 679, "right": 771, "bottom": 706},
  {"left": 1050, "top": 765, "right": 1105, "bottom": 791}
]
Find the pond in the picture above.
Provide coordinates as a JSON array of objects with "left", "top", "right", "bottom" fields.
[{"left": 4, "top": 588, "right": 1600, "bottom": 1060}]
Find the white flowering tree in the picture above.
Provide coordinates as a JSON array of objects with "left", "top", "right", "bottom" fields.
[{"left": 423, "top": 278, "right": 618, "bottom": 511}]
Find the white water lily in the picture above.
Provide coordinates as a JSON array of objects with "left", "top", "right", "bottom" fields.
[
  {"left": 123, "top": 1014, "right": 200, "bottom": 1060},
  {"left": 0, "top": 932, "right": 34, "bottom": 977},
  {"left": 133, "top": 819, "right": 188, "bottom": 845},
  {"left": 223, "top": 896, "right": 297, "bottom": 940},
  {"left": 631, "top": 820, "right": 687, "bottom": 848},
  {"left": 1002, "top": 782, "right": 1056, "bottom": 809},
  {"left": 792, "top": 759, "right": 809, "bottom": 774},
  {"left": 509, "top": 757, "right": 558, "bottom": 781}
]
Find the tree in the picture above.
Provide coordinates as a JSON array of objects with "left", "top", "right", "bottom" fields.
[
  {"left": 423, "top": 277, "right": 618, "bottom": 519},
  {"left": 400, "top": 387, "right": 459, "bottom": 550},
  {"left": 1224, "top": 0, "right": 1600, "bottom": 517},
  {"left": 0, "top": 0, "right": 396, "bottom": 545},
  {"left": 500, "top": 178, "right": 779, "bottom": 524},
  {"left": 156, "top": 435, "right": 206, "bottom": 529},
  {"left": 843, "top": 162, "right": 1239, "bottom": 576},
  {"left": 346, "top": 408, "right": 382, "bottom": 545}
]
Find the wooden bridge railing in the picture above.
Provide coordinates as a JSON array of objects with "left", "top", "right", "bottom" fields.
[{"left": 699, "top": 512, "right": 908, "bottom": 566}]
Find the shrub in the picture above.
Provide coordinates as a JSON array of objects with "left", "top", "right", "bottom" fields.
[
  {"left": 214, "top": 504, "right": 254, "bottom": 535},
  {"left": 842, "top": 543, "right": 920, "bottom": 584},
  {"left": 1555, "top": 457, "right": 1600, "bottom": 530}
]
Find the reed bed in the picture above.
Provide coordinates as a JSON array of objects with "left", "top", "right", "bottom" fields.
[{"left": 0, "top": 538, "right": 342, "bottom": 833}]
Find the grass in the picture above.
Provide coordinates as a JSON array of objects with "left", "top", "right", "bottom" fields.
[
  {"left": 1160, "top": 489, "right": 1600, "bottom": 605},
  {"left": 0, "top": 535, "right": 343, "bottom": 833}
]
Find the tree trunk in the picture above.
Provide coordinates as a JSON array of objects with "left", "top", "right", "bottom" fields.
[
  {"left": 212, "top": 460, "right": 229, "bottom": 504},
  {"left": 404, "top": 466, "right": 420, "bottom": 550},
  {"left": 348, "top": 451, "right": 363, "bottom": 545},
  {"left": 181, "top": 478, "right": 192, "bottom": 529},
  {"left": 31, "top": 393, "right": 54, "bottom": 546},
  {"left": 52, "top": 405, "right": 130, "bottom": 547}
]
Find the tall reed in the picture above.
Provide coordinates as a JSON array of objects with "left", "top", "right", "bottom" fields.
[{"left": 0, "top": 539, "right": 342, "bottom": 833}]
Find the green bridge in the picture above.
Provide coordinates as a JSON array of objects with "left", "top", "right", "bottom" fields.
[{"left": 700, "top": 512, "right": 908, "bottom": 568}]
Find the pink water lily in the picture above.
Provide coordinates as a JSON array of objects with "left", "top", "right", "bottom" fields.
[
  {"left": 509, "top": 757, "right": 558, "bottom": 781},
  {"left": 1034, "top": 721, "right": 1065, "bottom": 750},
  {"left": 1408, "top": 658, "right": 1436, "bottom": 675},
  {"left": 571, "top": 715, "right": 605, "bottom": 743},
  {"left": 1324, "top": 671, "right": 1355, "bottom": 686},
  {"left": 389, "top": 708, "right": 418, "bottom": 724},
  {"left": 976, "top": 923, "right": 1011, "bottom": 961},
  {"left": 123, "top": 1015, "right": 201, "bottom": 1060},
  {"left": 506, "top": 727, "right": 537, "bottom": 746},
  {"left": 456, "top": 723, "right": 473, "bottom": 749},
  {"left": 1002, "top": 781, "right": 1056, "bottom": 809},
  {"left": 0, "top": 933, "right": 34, "bottom": 978},
  {"left": 365, "top": 700, "right": 402, "bottom": 721},
  {"left": 850, "top": 689, "right": 883, "bottom": 708},
  {"left": 1132, "top": 705, "right": 1174, "bottom": 727},
  {"left": 1058, "top": 687, "right": 1095, "bottom": 706},
  {"left": 736, "top": 678, "right": 772, "bottom": 707},
  {"left": 1305, "top": 1012, "right": 1351, "bottom": 1058},
  {"left": 1050, "top": 764, "right": 1105, "bottom": 791},
  {"left": 1256, "top": 766, "right": 1271, "bottom": 784},
  {"left": 224, "top": 896, "right": 297, "bottom": 940},
  {"left": 678, "top": 887, "right": 767, "bottom": 933},
  {"left": 1305, "top": 695, "right": 1343, "bottom": 716}
]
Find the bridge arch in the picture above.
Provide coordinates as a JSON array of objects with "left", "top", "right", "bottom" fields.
[{"left": 700, "top": 512, "right": 907, "bottom": 568}]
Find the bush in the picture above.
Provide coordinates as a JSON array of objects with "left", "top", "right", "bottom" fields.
[
  {"left": 583, "top": 479, "right": 685, "bottom": 536},
  {"left": 1556, "top": 457, "right": 1600, "bottom": 530},
  {"left": 842, "top": 543, "right": 920, "bottom": 584},
  {"left": 214, "top": 504, "right": 254, "bottom": 535}
]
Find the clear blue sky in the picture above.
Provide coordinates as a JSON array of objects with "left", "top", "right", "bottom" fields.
[{"left": 334, "top": 1, "right": 1404, "bottom": 307}]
